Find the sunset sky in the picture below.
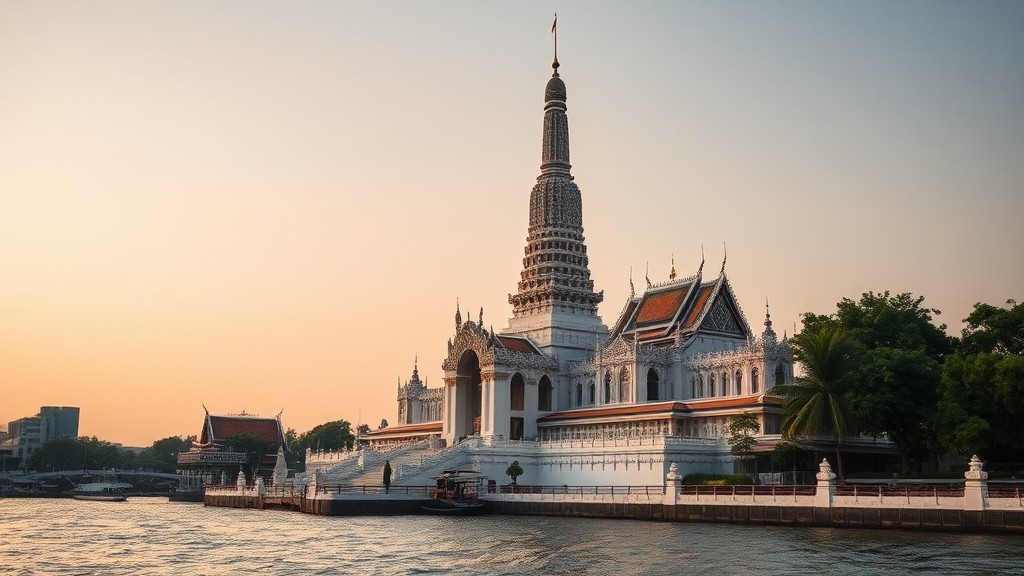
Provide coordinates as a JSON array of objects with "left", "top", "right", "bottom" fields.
[{"left": 2, "top": 2, "right": 1022, "bottom": 447}]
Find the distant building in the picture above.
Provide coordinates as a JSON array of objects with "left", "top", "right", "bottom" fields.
[
  {"left": 176, "top": 408, "right": 288, "bottom": 490},
  {"left": 1, "top": 406, "right": 80, "bottom": 469}
]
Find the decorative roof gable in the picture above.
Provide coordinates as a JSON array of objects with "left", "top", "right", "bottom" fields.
[
  {"left": 199, "top": 413, "right": 286, "bottom": 448},
  {"left": 607, "top": 258, "right": 754, "bottom": 345}
]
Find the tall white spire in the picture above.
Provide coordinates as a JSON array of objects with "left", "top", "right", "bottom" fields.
[{"left": 508, "top": 38, "right": 603, "bottom": 318}]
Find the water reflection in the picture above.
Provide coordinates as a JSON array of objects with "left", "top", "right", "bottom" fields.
[{"left": 2, "top": 498, "right": 1022, "bottom": 575}]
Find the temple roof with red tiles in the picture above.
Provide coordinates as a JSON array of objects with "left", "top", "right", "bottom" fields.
[
  {"left": 608, "top": 263, "right": 751, "bottom": 345},
  {"left": 537, "top": 394, "right": 781, "bottom": 424},
  {"left": 365, "top": 421, "right": 443, "bottom": 436},
  {"left": 198, "top": 412, "right": 287, "bottom": 449},
  {"left": 495, "top": 335, "right": 542, "bottom": 355}
]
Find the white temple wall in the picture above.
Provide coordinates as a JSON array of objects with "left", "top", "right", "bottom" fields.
[
  {"left": 524, "top": 378, "right": 539, "bottom": 439},
  {"left": 470, "top": 443, "right": 732, "bottom": 486}
]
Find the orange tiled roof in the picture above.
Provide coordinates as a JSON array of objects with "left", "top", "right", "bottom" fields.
[
  {"left": 204, "top": 416, "right": 283, "bottom": 445},
  {"left": 538, "top": 401, "right": 686, "bottom": 422},
  {"left": 682, "top": 284, "right": 715, "bottom": 328},
  {"left": 365, "top": 421, "right": 442, "bottom": 436},
  {"left": 496, "top": 336, "right": 539, "bottom": 354},
  {"left": 635, "top": 287, "right": 688, "bottom": 325},
  {"left": 538, "top": 395, "right": 781, "bottom": 423}
]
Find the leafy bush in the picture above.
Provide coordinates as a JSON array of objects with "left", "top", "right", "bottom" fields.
[{"left": 681, "top": 473, "right": 753, "bottom": 485}]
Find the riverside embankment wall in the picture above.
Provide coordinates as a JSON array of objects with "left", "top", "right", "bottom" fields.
[
  {"left": 483, "top": 500, "right": 1024, "bottom": 534},
  {"left": 202, "top": 491, "right": 1024, "bottom": 534}
]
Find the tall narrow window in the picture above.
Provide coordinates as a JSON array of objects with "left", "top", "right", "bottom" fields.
[
  {"left": 603, "top": 376, "right": 611, "bottom": 404},
  {"left": 735, "top": 370, "right": 742, "bottom": 395},
  {"left": 709, "top": 373, "right": 716, "bottom": 397},
  {"left": 698, "top": 374, "right": 704, "bottom": 398},
  {"left": 619, "top": 368, "right": 631, "bottom": 403},
  {"left": 575, "top": 383, "right": 583, "bottom": 407},
  {"left": 510, "top": 373, "right": 525, "bottom": 411},
  {"left": 690, "top": 376, "right": 697, "bottom": 398},
  {"left": 539, "top": 375, "right": 553, "bottom": 411},
  {"left": 605, "top": 371, "right": 613, "bottom": 402},
  {"left": 647, "top": 368, "right": 660, "bottom": 402},
  {"left": 722, "top": 372, "right": 728, "bottom": 395},
  {"left": 588, "top": 381, "right": 596, "bottom": 405},
  {"left": 752, "top": 368, "right": 759, "bottom": 394}
]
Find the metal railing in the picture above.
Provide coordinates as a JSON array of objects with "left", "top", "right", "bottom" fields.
[
  {"left": 315, "top": 484, "right": 432, "bottom": 497},
  {"left": 834, "top": 485, "right": 966, "bottom": 498},
  {"left": 989, "top": 485, "right": 1024, "bottom": 499},
  {"left": 680, "top": 484, "right": 816, "bottom": 497},
  {"left": 494, "top": 484, "right": 664, "bottom": 497}
]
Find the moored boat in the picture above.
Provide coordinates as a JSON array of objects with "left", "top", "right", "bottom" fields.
[
  {"left": 71, "top": 481, "right": 132, "bottom": 502},
  {"left": 422, "top": 470, "right": 486, "bottom": 515}
]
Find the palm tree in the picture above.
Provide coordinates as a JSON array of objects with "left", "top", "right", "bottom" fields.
[{"left": 772, "top": 324, "right": 859, "bottom": 481}]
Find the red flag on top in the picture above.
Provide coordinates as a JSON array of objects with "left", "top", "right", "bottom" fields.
[{"left": 551, "top": 15, "right": 557, "bottom": 33}]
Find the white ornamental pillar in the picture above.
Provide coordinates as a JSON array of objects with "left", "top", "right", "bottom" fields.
[
  {"left": 308, "top": 470, "right": 319, "bottom": 498},
  {"left": 964, "top": 455, "right": 989, "bottom": 511},
  {"left": 236, "top": 470, "right": 247, "bottom": 492},
  {"left": 815, "top": 458, "right": 835, "bottom": 508},
  {"left": 255, "top": 476, "right": 265, "bottom": 497},
  {"left": 663, "top": 462, "right": 681, "bottom": 506}
]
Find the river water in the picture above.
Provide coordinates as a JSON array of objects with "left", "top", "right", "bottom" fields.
[{"left": 3, "top": 498, "right": 1023, "bottom": 575}]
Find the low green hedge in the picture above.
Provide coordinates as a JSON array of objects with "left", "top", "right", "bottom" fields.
[{"left": 681, "top": 473, "right": 754, "bottom": 485}]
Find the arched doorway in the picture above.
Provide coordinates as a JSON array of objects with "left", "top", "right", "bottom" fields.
[
  {"left": 455, "top": 350, "right": 483, "bottom": 438},
  {"left": 647, "top": 368, "right": 659, "bottom": 402},
  {"left": 538, "top": 375, "right": 553, "bottom": 411}
]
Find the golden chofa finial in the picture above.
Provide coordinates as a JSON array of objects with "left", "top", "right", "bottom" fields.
[{"left": 669, "top": 254, "right": 677, "bottom": 280}]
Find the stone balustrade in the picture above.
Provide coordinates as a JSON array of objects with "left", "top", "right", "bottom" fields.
[{"left": 662, "top": 456, "right": 1023, "bottom": 512}]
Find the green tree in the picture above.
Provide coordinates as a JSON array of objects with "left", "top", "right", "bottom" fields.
[
  {"left": 294, "top": 420, "right": 354, "bottom": 454},
  {"left": 28, "top": 436, "right": 128, "bottom": 472},
  {"left": 804, "top": 292, "right": 952, "bottom": 475},
  {"left": 727, "top": 413, "right": 761, "bottom": 479},
  {"left": 357, "top": 424, "right": 371, "bottom": 436},
  {"left": 936, "top": 301, "right": 1024, "bottom": 464},
  {"left": 137, "top": 436, "right": 194, "bottom": 473},
  {"left": 383, "top": 460, "right": 392, "bottom": 493},
  {"left": 505, "top": 460, "right": 524, "bottom": 485},
  {"left": 284, "top": 428, "right": 299, "bottom": 449},
  {"left": 773, "top": 324, "right": 858, "bottom": 481},
  {"left": 959, "top": 299, "right": 1024, "bottom": 355}
]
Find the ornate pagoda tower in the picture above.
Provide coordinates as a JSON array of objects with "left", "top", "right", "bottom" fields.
[{"left": 505, "top": 50, "right": 608, "bottom": 361}]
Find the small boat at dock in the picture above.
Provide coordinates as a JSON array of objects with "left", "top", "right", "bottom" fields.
[{"left": 422, "top": 470, "right": 486, "bottom": 514}]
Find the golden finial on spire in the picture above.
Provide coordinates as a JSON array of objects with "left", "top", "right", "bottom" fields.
[
  {"left": 551, "top": 13, "right": 559, "bottom": 73},
  {"left": 669, "top": 254, "right": 677, "bottom": 280}
]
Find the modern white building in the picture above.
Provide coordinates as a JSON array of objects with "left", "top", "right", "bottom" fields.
[{"left": 361, "top": 51, "right": 793, "bottom": 486}]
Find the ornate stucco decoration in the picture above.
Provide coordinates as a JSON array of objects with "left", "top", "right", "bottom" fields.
[{"left": 442, "top": 321, "right": 496, "bottom": 371}]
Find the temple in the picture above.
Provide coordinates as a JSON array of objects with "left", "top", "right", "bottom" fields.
[
  {"left": 177, "top": 409, "right": 288, "bottom": 490},
  {"left": 358, "top": 42, "right": 796, "bottom": 485}
]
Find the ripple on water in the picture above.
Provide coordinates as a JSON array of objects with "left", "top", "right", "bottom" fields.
[{"left": 3, "top": 499, "right": 1024, "bottom": 575}]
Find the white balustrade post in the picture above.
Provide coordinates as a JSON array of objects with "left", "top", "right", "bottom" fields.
[
  {"left": 255, "top": 476, "right": 265, "bottom": 497},
  {"left": 964, "top": 455, "right": 988, "bottom": 511},
  {"left": 663, "top": 462, "right": 681, "bottom": 506},
  {"left": 815, "top": 459, "right": 835, "bottom": 508},
  {"left": 308, "top": 470, "right": 319, "bottom": 498},
  {"left": 236, "top": 470, "right": 246, "bottom": 492}
]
